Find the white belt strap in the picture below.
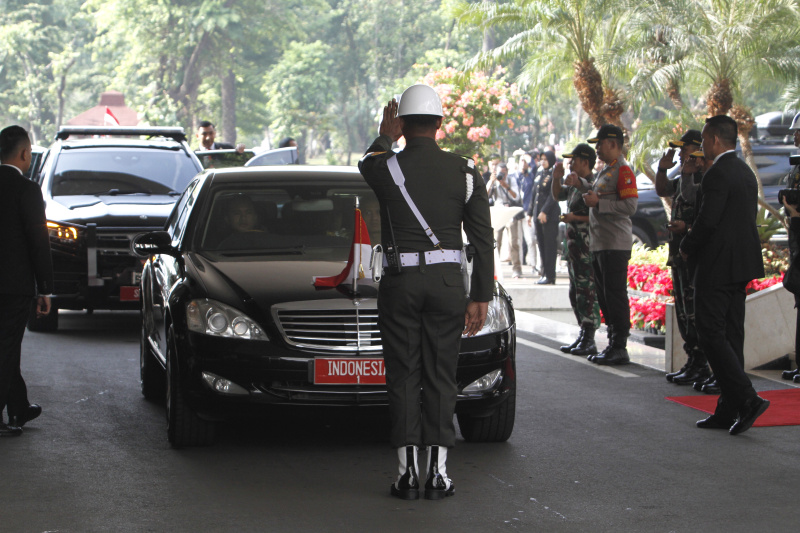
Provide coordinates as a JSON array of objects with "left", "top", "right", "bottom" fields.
[
  {"left": 382, "top": 249, "right": 462, "bottom": 268},
  {"left": 386, "top": 155, "right": 441, "bottom": 248}
]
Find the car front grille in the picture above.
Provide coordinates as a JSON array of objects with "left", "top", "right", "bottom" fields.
[{"left": 273, "top": 299, "right": 382, "bottom": 353}]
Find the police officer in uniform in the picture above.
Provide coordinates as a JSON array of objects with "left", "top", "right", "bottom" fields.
[
  {"left": 358, "top": 85, "right": 494, "bottom": 500},
  {"left": 655, "top": 130, "right": 713, "bottom": 387},
  {"left": 527, "top": 151, "right": 560, "bottom": 284},
  {"left": 580, "top": 125, "right": 638, "bottom": 365},
  {"left": 782, "top": 111, "right": 800, "bottom": 384},
  {"left": 552, "top": 144, "right": 601, "bottom": 356}
]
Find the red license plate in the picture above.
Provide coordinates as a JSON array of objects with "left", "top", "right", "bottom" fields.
[
  {"left": 314, "top": 358, "right": 386, "bottom": 385},
  {"left": 120, "top": 286, "right": 140, "bottom": 301}
]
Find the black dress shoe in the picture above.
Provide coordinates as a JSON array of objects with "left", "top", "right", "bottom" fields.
[
  {"left": 391, "top": 446, "right": 420, "bottom": 500},
  {"left": 696, "top": 414, "right": 735, "bottom": 429},
  {"left": 9, "top": 404, "right": 42, "bottom": 428},
  {"left": 536, "top": 278, "right": 555, "bottom": 285},
  {"left": 0, "top": 423, "right": 22, "bottom": 437},
  {"left": 794, "top": 374, "right": 800, "bottom": 384},
  {"left": 782, "top": 368, "right": 799, "bottom": 380},
  {"left": 730, "top": 396, "right": 770, "bottom": 435}
]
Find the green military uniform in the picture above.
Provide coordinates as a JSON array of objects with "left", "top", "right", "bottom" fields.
[
  {"left": 665, "top": 171, "right": 704, "bottom": 361},
  {"left": 556, "top": 180, "right": 601, "bottom": 330},
  {"left": 358, "top": 135, "right": 494, "bottom": 449}
]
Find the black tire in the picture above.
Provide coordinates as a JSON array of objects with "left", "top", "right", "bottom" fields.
[
  {"left": 27, "top": 305, "right": 58, "bottom": 332},
  {"left": 457, "top": 385, "right": 516, "bottom": 443},
  {"left": 166, "top": 329, "right": 215, "bottom": 448},
  {"left": 140, "top": 321, "right": 164, "bottom": 402}
]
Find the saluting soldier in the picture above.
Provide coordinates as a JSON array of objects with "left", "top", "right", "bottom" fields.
[
  {"left": 579, "top": 124, "right": 638, "bottom": 365},
  {"left": 358, "top": 85, "right": 494, "bottom": 501},
  {"left": 655, "top": 130, "right": 712, "bottom": 387},
  {"left": 552, "top": 144, "right": 601, "bottom": 356}
]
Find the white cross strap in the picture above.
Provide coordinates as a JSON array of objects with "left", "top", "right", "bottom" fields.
[{"left": 386, "top": 154, "right": 441, "bottom": 248}]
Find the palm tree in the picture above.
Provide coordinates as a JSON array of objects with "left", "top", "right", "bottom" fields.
[
  {"left": 454, "top": 0, "right": 624, "bottom": 129},
  {"left": 627, "top": 0, "right": 800, "bottom": 218}
]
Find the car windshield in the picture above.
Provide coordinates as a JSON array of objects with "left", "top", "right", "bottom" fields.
[
  {"left": 51, "top": 147, "right": 199, "bottom": 196},
  {"left": 198, "top": 184, "right": 381, "bottom": 260}
]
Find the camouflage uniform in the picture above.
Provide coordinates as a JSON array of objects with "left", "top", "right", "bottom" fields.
[
  {"left": 557, "top": 181, "right": 600, "bottom": 330},
  {"left": 665, "top": 172, "right": 704, "bottom": 359}
]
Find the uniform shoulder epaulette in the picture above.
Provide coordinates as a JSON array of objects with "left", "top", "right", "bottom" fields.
[{"left": 361, "top": 151, "right": 387, "bottom": 160}]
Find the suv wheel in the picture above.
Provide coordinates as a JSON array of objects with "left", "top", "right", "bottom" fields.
[
  {"left": 457, "top": 384, "right": 516, "bottom": 442},
  {"left": 27, "top": 306, "right": 58, "bottom": 332},
  {"left": 166, "top": 328, "right": 215, "bottom": 448}
]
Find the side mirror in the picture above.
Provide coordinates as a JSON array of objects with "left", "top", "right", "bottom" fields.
[{"left": 131, "top": 231, "right": 177, "bottom": 258}]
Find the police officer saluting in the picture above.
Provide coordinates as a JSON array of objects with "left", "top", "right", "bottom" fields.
[{"left": 358, "top": 85, "right": 494, "bottom": 500}]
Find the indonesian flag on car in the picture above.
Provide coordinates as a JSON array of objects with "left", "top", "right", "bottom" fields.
[
  {"left": 313, "top": 206, "right": 372, "bottom": 288},
  {"left": 104, "top": 107, "right": 120, "bottom": 126}
]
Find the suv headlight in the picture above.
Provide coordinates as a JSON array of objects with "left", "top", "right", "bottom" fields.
[
  {"left": 47, "top": 221, "right": 81, "bottom": 244},
  {"left": 464, "top": 295, "right": 512, "bottom": 337},
  {"left": 186, "top": 299, "right": 269, "bottom": 341}
]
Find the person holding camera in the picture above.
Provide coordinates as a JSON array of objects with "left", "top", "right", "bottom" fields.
[
  {"left": 358, "top": 86, "right": 494, "bottom": 500},
  {"left": 781, "top": 111, "right": 800, "bottom": 383},
  {"left": 655, "top": 130, "right": 713, "bottom": 388},
  {"left": 552, "top": 144, "right": 601, "bottom": 355},
  {"left": 680, "top": 115, "right": 768, "bottom": 435},
  {"left": 487, "top": 162, "right": 523, "bottom": 278}
]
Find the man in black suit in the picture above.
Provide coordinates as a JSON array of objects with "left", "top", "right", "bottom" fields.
[
  {"left": 0, "top": 125, "right": 53, "bottom": 437},
  {"left": 679, "top": 115, "right": 769, "bottom": 435}
]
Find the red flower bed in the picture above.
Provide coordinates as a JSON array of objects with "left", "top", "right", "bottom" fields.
[{"left": 624, "top": 263, "right": 786, "bottom": 334}]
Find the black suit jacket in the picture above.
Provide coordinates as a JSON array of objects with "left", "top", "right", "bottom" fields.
[
  {"left": 0, "top": 165, "right": 53, "bottom": 296},
  {"left": 680, "top": 152, "right": 764, "bottom": 287}
]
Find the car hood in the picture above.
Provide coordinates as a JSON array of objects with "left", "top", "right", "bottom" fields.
[
  {"left": 46, "top": 195, "right": 177, "bottom": 227},
  {"left": 188, "top": 253, "right": 379, "bottom": 309}
]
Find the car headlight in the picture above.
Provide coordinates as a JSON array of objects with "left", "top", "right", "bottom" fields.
[
  {"left": 464, "top": 295, "right": 512, "bottom": 337},
  {"left": 47, "top": 221, "right": 81, "bottom": 244},
  {"left": 186, "top": 298, "right": 269, "bottom": 341}
]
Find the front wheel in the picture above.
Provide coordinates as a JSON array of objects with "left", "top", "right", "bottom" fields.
[
  {"left": 457, "top": 385, "right": 516, "bottom": 443},
  {"left": 166, "top": 329, "right": 216, "bottom": 448}
]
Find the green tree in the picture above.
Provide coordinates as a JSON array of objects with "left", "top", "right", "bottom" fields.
[
  {"left": 454, "top": 0, "right": 626, "bottom": 129},
  {"left": 263, "top": 41, "right": 337, "bottom": 162}
]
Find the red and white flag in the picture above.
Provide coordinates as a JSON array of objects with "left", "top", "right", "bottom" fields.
[
  {"left": 104, "top": 107, "right": 120, "bottom": 126},
  {"left": 313, "top": 208, "right": 372, "bottom": 288}
]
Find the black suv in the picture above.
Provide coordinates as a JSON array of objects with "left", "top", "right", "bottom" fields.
[
  {"left": 632, "top": 140, "right": 796, "bottom": 248},
  {"left": 28, "top": 126, "right": 203, "bottom": 331}
]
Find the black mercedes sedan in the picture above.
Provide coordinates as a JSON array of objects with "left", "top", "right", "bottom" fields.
[{"left": 134, "top": 166, "right": 516, "bottom": 447}]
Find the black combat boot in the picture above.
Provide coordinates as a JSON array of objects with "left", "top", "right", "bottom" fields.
[
  {"left": 666, "top": 355, "right": 693, "bottom": 383},
  {"left": 589, "top": 325, "right": 613, "bottom": 363},
  {"left": 560, "top": 328, "right": 584, "bottom": 353},
  {"left": 594, "top": 329, "right": 630, "bottom": 366},
  {"left": 424, "top": 445, "right": 454, "bottom": 500},
  {"left": 390, "top": 446, "right": 420, "bottom": 500},
  {"left": 672, "top": 349, "right": 711, "bottom": 385},
  {"left": 571, "top": 326, "right": 597, "bottom": 356}
]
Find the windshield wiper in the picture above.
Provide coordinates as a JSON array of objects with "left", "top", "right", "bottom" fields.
[{"left": 96, "top": 189, "right": 151, "bottom": 196}]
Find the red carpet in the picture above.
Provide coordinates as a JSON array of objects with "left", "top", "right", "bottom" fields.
[{"left": 666, "top": 388, "right": 800, "bottom": 427}]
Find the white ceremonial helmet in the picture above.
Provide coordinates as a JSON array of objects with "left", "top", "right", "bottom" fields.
[
  {"left": 789, "top": 111, "right": 800, "bottom": 131},
  {"left": 397, "top": 84, "right": 444, "bottom": 117}
]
